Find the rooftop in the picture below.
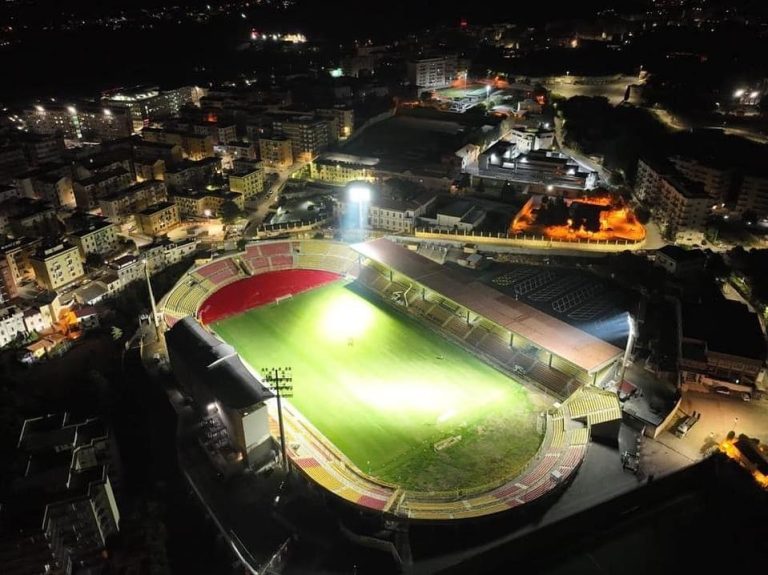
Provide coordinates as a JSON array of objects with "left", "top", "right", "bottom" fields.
[
  {"left": 657, "top": 245, "right": 707, "bottom": 263},
  {"left": 682, "top": 300, "right": 766, "bottom": 361},
  {"left": 352, "top": 239, "right": 622, "bottom": 373},
  {"left": 165, "top": 317, "right": 274, "bottom": 409},
  {"left": 138, "top": 201, "right": 177, "bottom": 215}
]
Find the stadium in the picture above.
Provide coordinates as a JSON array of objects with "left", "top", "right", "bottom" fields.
[{"left": 160, "top": 238, "right": 623, "bottom": 522}]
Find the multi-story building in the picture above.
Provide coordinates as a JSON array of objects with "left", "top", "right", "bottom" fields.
[
  {"left": 109, "top": 254, "right": 144, "bottom": 289},
  {"left": 1, "top": 413, "right": 121, "bottom": 573},
  {"left": 259, "top": 135, "right": 293, "bottom": 168},
  {"left": 228, "top": 160, "right": 264, "bottom": 200},
  {"left": 170, "top": 189, "right": 244, "bottom": 218},
  {"left": 407, "top": 54, "right": 458, "bottom": 90},
  {"left": 654, "top": 245, "right": 707, "bottom": 278},
  {"left": 136, "top": 201, "right": 180, "bottom": 237},
  {"left": 135, "top": 157, "right": 166, "bottom": 182},
  {"left": 0, "top": 236, "right": 41, "bottom": 300},
  {"left": 479, "top": 144, "right": 597, "bottom": 190},
  {"left": 142, "top": 238, "right": 199, "bottom": 273},
  {"left": 102, "top": 85, "right": 206, "bottom": 131},
  {"left": 309, "top": 153, "right": 378, "bottom": 185},
  {"left": 656, "top": 176, "right": 711, "bottom": 243},
  {"left": 365, "top": 192, "right": 437, "bottom": 233},
  {"left": 670, "top": 155, "right": 736, "bottom": 203},
  {"left": 29, "top": 242, "right": 85, "bottom": 290},
  {"left": 73, "top": 167, "right": 133, "bottom": 211},
  {"left": 635, "top": 157, "right": 673, "bottom": 203},
  {"left": 509, "top": 125, "right": 555, "bottom": 153},
  {"left": 680, "top": 300, "right": 766, "bottom": 390},
  {"left": 269, "top": 114, "right": 330, "bottom": 163},
  {"left": 141, "top": 128, "right": 214, "bottom": 161},
  {"left": 23, "top": 103, "right": 133, "bottom": 141},
  {"left": 7, "top": 199, "right": 59, "bottom": 237},
  {"left": 164, "top": 157, "right": 220, "bottom": 191},
  {"left": 190, "top": 122, "right": 237, "bottom": 145},
  {"left": 133, "top": 140, "right": 184, "bottom": 166},
  {"left": 736, "top": 173, "right": 768, "bottom": 218},
  {"left": 15, "top": 170, "right": 76, "bottom": 209},
  {"left": 67, "top": 219, "right": 119, "bottom": 259},
  {"left": 98, "top": 180, "right": 168, "bottom": 220},
  {"left": 223, "top": 141, "right": 259, "bottom": 162},
  {"left": 0, "top": 304, "right": 25, "bottom": 347},
  {"left": 317, "top": 106, "right": 354, "bottom": 140}
]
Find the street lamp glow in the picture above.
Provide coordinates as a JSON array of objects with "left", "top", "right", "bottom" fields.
[
  {"left": 103, "top": 108, "right": 112, "bottom": 116},
  {"left": 750, "top": 91, "right": 760, "bottom": 99},
  {"left": 34, "top": 105, "right": 44, "bottom": 113},
  {"left": 734, "top": 89, "right": 745, "bottom": 98},
  {"left": 349, "top": 184, "right": 372, "bottom": 203},
  {"left": 67, "top": 106, "right": 77, "bottom": 114},
  {"left": 203, "top": 208, "right": 213, "bottom": 218}
]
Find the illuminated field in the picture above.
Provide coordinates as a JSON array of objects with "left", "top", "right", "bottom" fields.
[{"left": 211, "top": 281, "right": 543, "bottom": 492}]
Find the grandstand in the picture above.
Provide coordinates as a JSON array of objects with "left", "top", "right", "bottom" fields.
[
  {"left": 352, "top": 238, "right": 623, "bottom": 398},
  {"left": 160, "top": 238, "right": 625, "bottom": 522},
  {"left": 160, "top": 240, "right": 360, "bottom": 327}
]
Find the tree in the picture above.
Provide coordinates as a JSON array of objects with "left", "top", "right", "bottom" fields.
[
  {"left": 635, "top": 206, "right": 651, "bottom": 225},
  {"left": 220, "top": 200, "right": 241, "bottom": 225}
]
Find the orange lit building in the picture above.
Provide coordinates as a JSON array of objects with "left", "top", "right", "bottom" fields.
[{"left": 510, "top": 193, "right": 646, "bottom": 242}]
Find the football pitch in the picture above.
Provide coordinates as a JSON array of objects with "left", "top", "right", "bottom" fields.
[{"left": 211, "top": 281, "right": 543, "bottom": 491}]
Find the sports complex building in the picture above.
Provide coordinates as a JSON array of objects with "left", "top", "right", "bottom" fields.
[{"left": 160, "top": 238, "right": 623, "bottom": 523}]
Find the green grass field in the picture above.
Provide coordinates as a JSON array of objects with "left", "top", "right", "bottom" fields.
[{"left": 212, "top": 281, "right": 543, "bottom": 491}]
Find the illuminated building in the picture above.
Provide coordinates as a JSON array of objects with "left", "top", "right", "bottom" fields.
[
  {"left": 98, "top": 180, "right": 168, "bottom": 220},
  {"left": 102, "top": 85, "right": 206, "bottom": 132},
  {"left": 509, "top": 125, "right": 555, "bottom": 153},
  {"left": 407, "top": 54, "right": 458, "bottom": 90},
  {"left": 309, "top": 153, "right": 378, "bottom": 185},
  {"left": 317, "top": 106, "right": 355, "bottom": 140},
  {"left": 109, "top": 254, "right": 144, "bottom": 289},
  {"left": 72, "top": 167, "right": 133, "bottom": 210},
  {"left": 67, "top": 219, "right": 119, "bottom": 258},
  {"left": 164, "top": 157, "right": 221, "bottom": 191},
  {"left": 269, "top": 114, "right": 331, "bottom": 163},
  {"left": 479, "top": 143, "right": 597, "bottom": 191},
  {"left": 0, "top": 304, "right": 25, "bottom": 346},
  {"left": 136, "top": 201, "right": 181, "bottom": 237},
  {"left": 23, "top": 103, "right": 133, "bottom": 141},
  {"left": 228, "top": 160, "right": 265, "bottom": 200},
  {"left": 29, "top": 242, "right": 85, "bottom": 291},
  {"left": 141, "top": 127, "right": 214, "bottom": 161},
  {"left": 170, "top": 189, "right": 244, "bottom": 218},
  {"left": 366, "top": 192, "right": 437, "bottom": 233},
  {"left": 0, "top": 236, "right": 41, "bottom": 300},
  {"left": 259, "top": 135, "right": 293, "bottom": 168}
]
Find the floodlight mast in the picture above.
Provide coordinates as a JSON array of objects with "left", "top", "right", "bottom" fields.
[
  {"left": 619, "top": 314, "right": 636, "bottom": 384},
  {"left": 262, "top": 366, "right": 293, "bottom": 472}
]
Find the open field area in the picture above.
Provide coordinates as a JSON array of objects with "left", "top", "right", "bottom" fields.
[{"left": 212, "top": 281, "right": 543, "bottom": 492}]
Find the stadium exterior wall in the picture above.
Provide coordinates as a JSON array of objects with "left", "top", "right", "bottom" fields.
[{"left": 415, "top": 228, "right": 645, "bottom": 252}]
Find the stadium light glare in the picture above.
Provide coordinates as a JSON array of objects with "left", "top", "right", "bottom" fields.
[
  {"left": 349, "top": 184, "right": 372, "bottom": 203},
  {"left": 320, "top": 294, "right": 374, "bottom": 341}
]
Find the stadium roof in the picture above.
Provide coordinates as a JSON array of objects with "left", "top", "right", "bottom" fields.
[
  {"left": 352, "top": 238, "right": 623, "bottom": 373},
  {"left": 166, "top": 317, "right": 274, "bottom": 409}
]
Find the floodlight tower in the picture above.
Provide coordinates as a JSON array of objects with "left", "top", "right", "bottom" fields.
[
  {"left": 348, "top": 183, "right": 372, "bottom": 241},
  {"left": 618, "top": 314, "right": 636, "bottom": 384},
  {"left": 262, "top": 366, "right": 293, "bottom": 472}
]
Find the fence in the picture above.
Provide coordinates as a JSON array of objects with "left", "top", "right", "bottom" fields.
[{"left": 414, "top": 228, "right": 645, "bottom": 253}]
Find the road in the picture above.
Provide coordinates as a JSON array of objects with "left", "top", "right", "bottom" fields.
[
  {"left": 244, "top": 161, "right": 309, "bottom": 236},
  {"left": 649, "top": 106, "right": 768, "bottom": 144},
  {"left": 542, "top": 74, "right": 641, "bottom": 105}
]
